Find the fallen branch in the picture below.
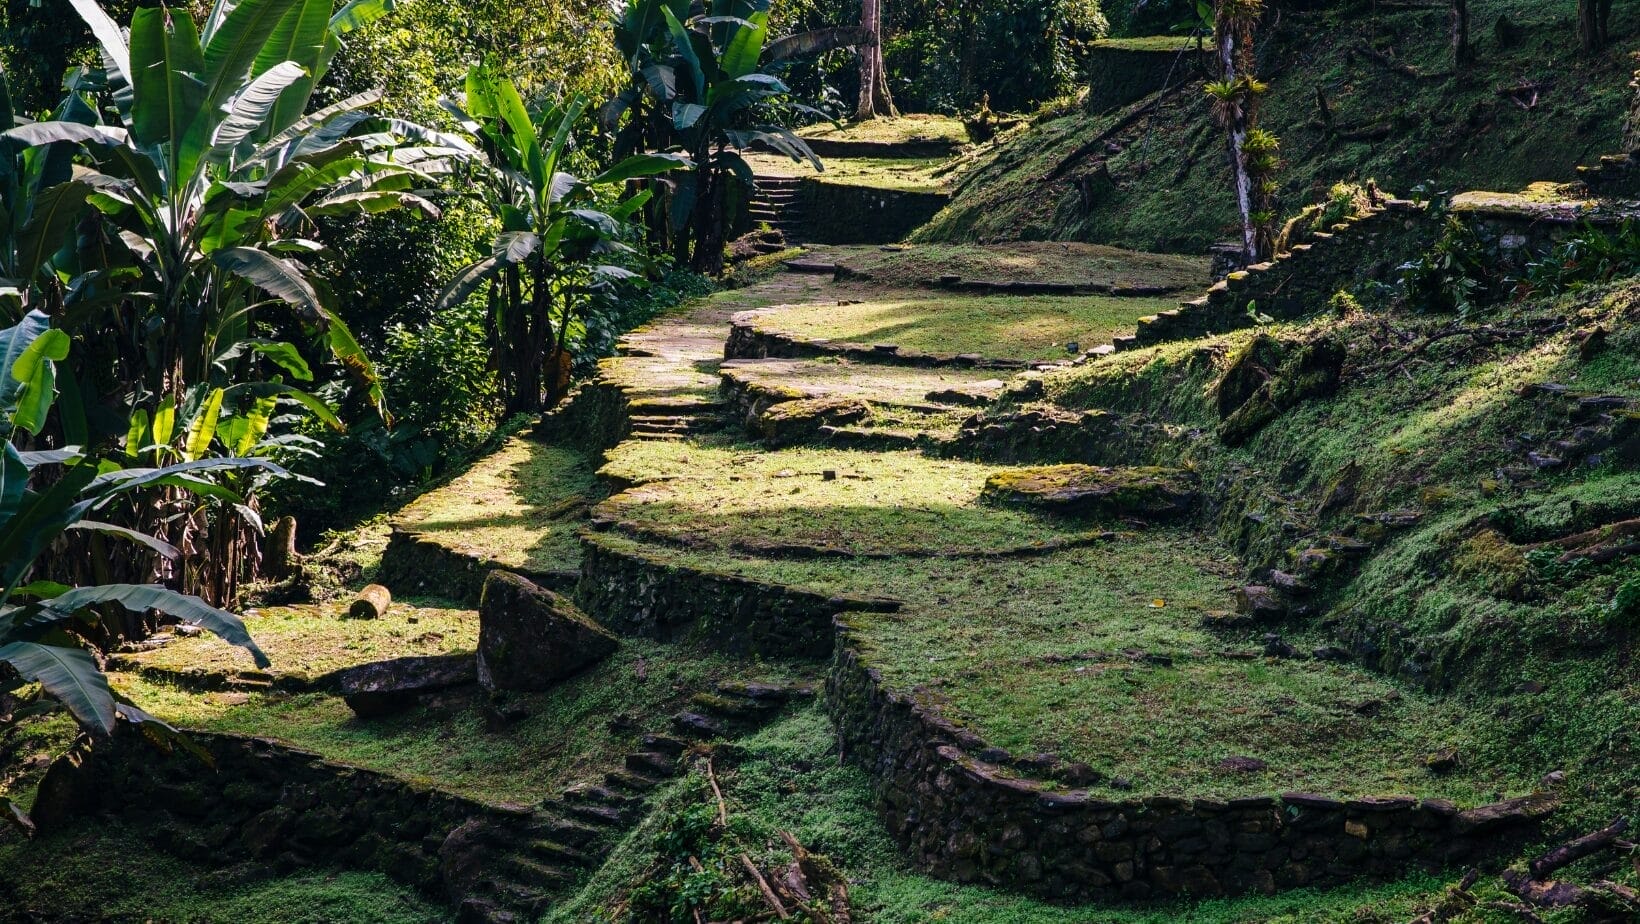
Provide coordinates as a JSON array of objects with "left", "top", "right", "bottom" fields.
[
  {"left": 1351, "top": 42, "right": 1437, "bottom": 80},
  {"left": 707, "top": 756, "right": 728, "bottom": 828},
  {"left": 1530, "top": 817, "right": 1629, "bottom": 880},
  {"left": 740, "top": 853, "right": 791, "bottom": 920}
]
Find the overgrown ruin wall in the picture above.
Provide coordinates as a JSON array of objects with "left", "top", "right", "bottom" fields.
[
  {"left": 799, "top": 180, "right": 948, "bottom": 245},
  {"left": 826, "top": 625, "right": 1555, "bottom": 903}
]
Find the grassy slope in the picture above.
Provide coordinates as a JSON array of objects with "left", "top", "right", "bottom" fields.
[
  {"left": 920, "top": 0, "right": 1638, "bottom": 251},
  {"left": 814, "top": 241, "right": 1212, "bottom": 289},
  {"left": 0, "top": 823, "right": 447, "bottom": 924}
]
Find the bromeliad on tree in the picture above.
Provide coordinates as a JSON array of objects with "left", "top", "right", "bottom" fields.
[{"left": 1205, "top": 0, "right": 1278, "bottom": 264}]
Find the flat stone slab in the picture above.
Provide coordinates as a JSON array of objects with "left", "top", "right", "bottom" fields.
[
  {"left": 338, "top": 655, "right": 477, "bottom": 718},
  {"left": 981, "top": 464, "right": 1197, "bottom": 519}
]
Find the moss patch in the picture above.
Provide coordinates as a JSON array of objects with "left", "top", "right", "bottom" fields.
[
  {"left": 981, "top": 464, "right": 1197, "bottom": 520},
  {"left": 111, "top": 641, "right": 810, "bottom": 805},
  {"left": 751, "top": 289, "right": 1173, "bottom": 360},
  {"left": 797, "top": 114, "right": 968, "bottom": 147},
  {"left": 391, "top": 437, "right": 600, "bottom": 578}
]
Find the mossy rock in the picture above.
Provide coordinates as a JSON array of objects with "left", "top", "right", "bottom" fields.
[
  {"left": 1218, "top": 336, "right": 1346, "bottom": 447},
  {"left": 980, "top": 464, "right": 1196, "bottom": 520},
  {"left": 756, "top": 396, "right": 871, "bottom": 447}
]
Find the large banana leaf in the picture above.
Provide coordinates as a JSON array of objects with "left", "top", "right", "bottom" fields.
[
  {"left": 47, "top": 584, "right": 269, "bottom": 667},
  {"left": 213, "top": 246, "right": 325, "bottom": 323},
  {"left": 128, "top": 6, "right": 208, "bottom": 154},
  {"left": 211, "top": 61, "right": 310, "bottom": 158},
  {"left": 8, "top": 329, "right": 69, "bottom": 436},
  {"left": 0, "top": 641, "right": 116, "bottom": 734},
  {"left": 67, "top": 0, "right": 133, "bottom": 98},
  {"left": 253, "top": 0, "right": 330, "bottom": 135},
  {"left": 719, "top": 10, "right": 769, "bottom": 80},
  {"left": 0, "top": 310, "right": 52, "bottom": 415}
]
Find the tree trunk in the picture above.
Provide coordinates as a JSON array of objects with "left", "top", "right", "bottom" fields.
[
  {"left": 1451, "top": 0, "right": 1472, "bottom": 67},
  {"left": 1216, "top": 16, "right": 1257, "bottom": 262},
  {"left": 855, "top": 0, "right": 896, "bottom": 120},
  {"left": 1579, "top": 0, "right": 1605, "bottom": 52}
]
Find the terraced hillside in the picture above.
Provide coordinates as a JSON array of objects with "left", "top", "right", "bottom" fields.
[{"left": 6, "top": 219, "right": 1636, "bottom": 923}]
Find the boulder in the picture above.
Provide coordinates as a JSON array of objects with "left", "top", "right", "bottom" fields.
[
  {"left": 338, "top": 655, "right": 476, "bottom": 718},
  {"left": 981, "top": 465, "right": 1196, "bottom": 520},
  {"left": 478, "top": 571, "right": 618, "bottom": 692},
  {"left": 755, "top": 396, "right": 870, "bottom": 448}
]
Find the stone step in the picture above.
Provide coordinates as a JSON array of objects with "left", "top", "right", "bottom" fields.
[
  {"left": 530, "top": 816, "right": 604, "bottom": 848},
  {"left": 752, "top": 242, "right": 787, "bottom": 255},
  {"left": 526, "top": 838, "right": 594, "bottom": 867},
  {"left": 625, "top": 750, "right": 680, "bottom": 778},
  {"left": 641, "top": 733, "right": 689, "bottom": 756},
  {"left": 604, "top": 768, "right": 665, "bottom": 793},
  {"left": 671, "top": 711, "right": 727, "bottom": 739},
  {"left": 494, "top": 856, "right": 578, "bottom": 891},
  {"left": 561, "top": 783, "right": 640, "bottom": 810},
  {"left": 562, "top": 800, "right": 629, "bottom": 827}
]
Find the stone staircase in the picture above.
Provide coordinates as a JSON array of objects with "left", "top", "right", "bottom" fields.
[
  {"left": 456, "top": 680, "right": 816, "bottom": 923},
  {"left": 626, "top": 396, "right": 727, "bottom": 442},
  {"left": 749, "top": 176, "right": 807, "bottom": 244}
]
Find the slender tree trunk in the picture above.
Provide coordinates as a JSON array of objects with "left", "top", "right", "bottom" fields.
[
  {"left": 1451, "top": 0, "right": 1472, "bottom": 68},
  {"left": 1216, "top": 15, "right": 1257, "bottom": 262},
  {"left": 855, "top": 0, "right": 896, "bottom": 120}
]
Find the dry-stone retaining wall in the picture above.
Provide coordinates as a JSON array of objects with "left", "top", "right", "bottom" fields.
[
  {"left": 799, "top": 180, "right": 948, "bottom": 245},
  {"left": 827, "top": 621, "right": 1556, "bottom": 903},
  {"left": 1123, "top": 200, "right": 1433, "bottom": 351},
  {"left": 33, "top": 730, "right": 516, "bottom": 900},
  {"left": 1085, "top": 42, "right": 1207, "bottom": 113},
  {"left": 575, "top": 535, "right": 897, "bottom": 658}
]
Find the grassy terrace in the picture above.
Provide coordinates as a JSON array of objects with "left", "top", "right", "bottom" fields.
[
  {"left": 390, "top": 437, "right": 599, "bottom": 579},
  {"left": 590, "top": 441, "right": 1530, "bottom": 802},
  {"left": 816, "top": 241, "right": 1211, "bottom": 290},
  {"left": 744, "top": 153, "right": 950, "bottom": 192},
  {"left": 110, "top": 599, "right": 477, "bottom": 688},
  {"left": 796, "top": 113, "right": 968, "bottom": 147},
  {"left": 752, "top": 287, "right": 1174, "bottom": 359},
  {"left": 721, "top": 357, "right": 1009, "bottom": 406},
  {"left": 1092, "top": 34, "right": 1211, "bottom": 52},
  {"left": 111, "top": 640, "right": 810, "bottom": 806}
]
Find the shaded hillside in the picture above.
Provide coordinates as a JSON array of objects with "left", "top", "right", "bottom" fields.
[{"left": 919, "top": 0, "right": 1639, "bottom": 252}]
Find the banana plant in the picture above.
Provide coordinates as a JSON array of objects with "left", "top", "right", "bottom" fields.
[
  {"left": 0, "top": 310, "right": 273, "bottom": 737},
  {"left": 436, "top": 64, "right": 686, "bottom": 414},
  {"left": 603, "top": 0, "right": 823, "bottom": 274}
]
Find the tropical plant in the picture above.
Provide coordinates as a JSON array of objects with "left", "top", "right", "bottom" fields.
[
  {"left": 1205, "top": 0, "right": 1276, "bottom": 262},
  {"left": 5, "top": 0, "right": 442, "bottom": 607},
  {"left": 0, "top": 310, "right": 270, "bottom": 738},
  {"left": 437, "top": 64, "right": 687, "bottom": 413},
  {"left": 606, "top": 0, "right": 823, "bottom": 274}
]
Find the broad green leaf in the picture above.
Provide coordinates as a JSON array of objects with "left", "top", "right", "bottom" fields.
[
  {"left": 153, "top": 395, "right": 177, "bottom": 446},
  {"left": 221, "top": 381, "right": 344, "bottom": 431},
  {"left": 9, "top": 329, "right": 69, "bottom": 435},
  {"left": 319, "top": 311, "right": 387, "bottom": 420},
  {"left": 14, "top": 181, "right": 94, "bottom": 286},
  {"left": 217, "top": 338, "right": 312, "bottom": 380},
  {"left": 182, "top": 387, "right": 224, "bottom": 461},
  {"left": 589, "top": 152, "right": 691, "bottom": 186},
  {"left": 330, "top": 0, "right": 405, "bottom": 34},
  {"left": 213, "top": 247, "right": 325, "bottom": 323},
  {"left": 125, "top": 408, "right": 150, "bottom": 458},
  {"left": 210, "top": 61, "right": 309, "bottom": 157},
  {"left": 67, "top": 0, "right": 132, "bottom": 93},
  {"left": 0, "top": 311, "right": 52, "bottom": 416},
  {"left": 128, "top": 7, "right": 208, "bottom": 156},
  {"left": 0, "top": 641, "right": 116, "bottom": 734},
  {"left": 201, "top": 0, "right": 302, "bottom": 111},
  {"left": 49, "top": 584, "right": 269, "bottom": 667},
  {"left": 662, "top": 7, "right": 706, "bottom": 100},
  {"left": 433, "top": 256, "right": 504, "bottom": 313},
  {"left": 720, "top": 9, "right": 768, "bottom": 80},
  {"left": 65, "top": 521, "right": 181, "bottom": 561}
]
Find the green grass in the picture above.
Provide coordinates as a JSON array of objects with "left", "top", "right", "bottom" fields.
[
  {"left": 797, "top": 113, "right": 968, "bottom": 147},
  {"left": 1092, "top": 34, "right": 1211, "bottom": 52},
  {"left": 722, "top": 357, "right": 1010, "bottom": 408},
  {"left": 597, "top": 442, "right": 1103, "bottom": 556},
  {"left": 745, "top": 153, "right": 951, "bottom": 192},
  {"left": 0, "top": 822, "right": 448, "bottom": 924},
  {"left": 390, "top": 437, "right": 599, "bottom": 577},
  {"left": 551, "top": 707, "right": 1507, "bottom": 924},
  {"left": 751, "top": 289, "right": 1174, "bottom": 359},
  {"left": 109, "top": 599, "right": 477, "bottom": 687},
  {"left": 111, "top": 642, "right": 811, "bottom": 806},
  {"left": 817, "top": 241, "right": 1211, "bottom": 290}
]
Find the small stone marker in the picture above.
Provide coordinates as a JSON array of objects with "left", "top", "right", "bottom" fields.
[
  {"left": 347, "top": 584, "right": 392, "bottom": 620},
  {"left": 338, "top": 655, "right": 476, "bottom": 718}
]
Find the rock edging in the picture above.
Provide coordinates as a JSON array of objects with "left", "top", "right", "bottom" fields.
[
  {"left": 826, "top": 619, "right": 1556, "bottom": 902},
  {"left": 726, "top": 311, "right": 1042, "bottom": 371}
]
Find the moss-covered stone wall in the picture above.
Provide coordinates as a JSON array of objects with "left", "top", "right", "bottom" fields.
[{"left": 799, "top": 180, "right": 949, "bottom": 245}]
